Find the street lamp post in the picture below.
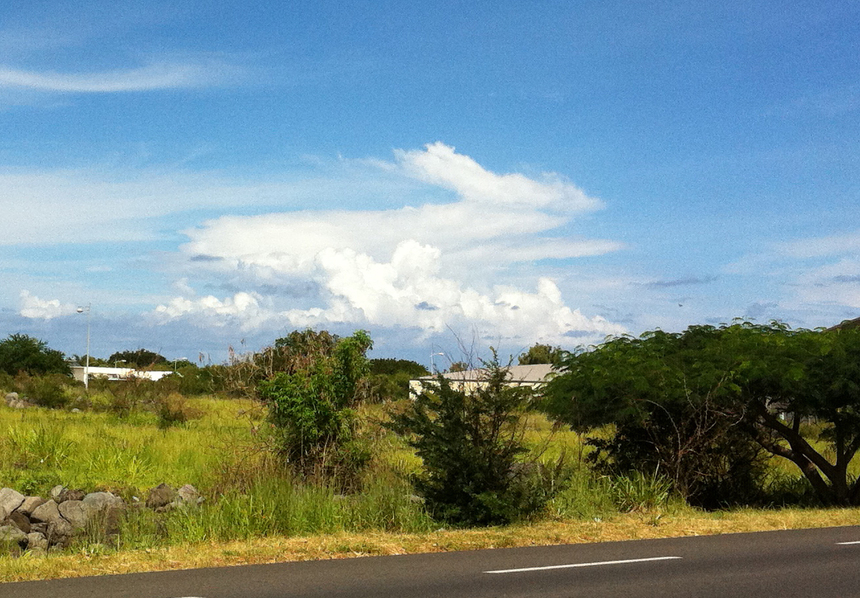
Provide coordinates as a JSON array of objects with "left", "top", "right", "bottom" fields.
[
  {"left": 76, "top": 304, "right": 91, "bottom": 390},
  {"left": 430, "top": 352, "right": 445, "bottom": 374}
]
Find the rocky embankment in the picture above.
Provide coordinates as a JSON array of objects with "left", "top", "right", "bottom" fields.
[{"left": 0, "top": 483, "right": 201, "bottom": 555}]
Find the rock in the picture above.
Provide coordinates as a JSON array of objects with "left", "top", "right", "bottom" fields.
[
  {"left": 175, "top": 484, "right": 201, "bottom": 507},
  {"left": 6, "top": 511, "right": 31, "bottom": 534},
  {"left": 46, "top": 519, "right": 73, "bottom": 548},
  {"left": 0, "top": 488, "right": 25, "bottom": 520},
  {"left": 0, "top": 525, "right": 28, "bottom": 554},
  {"left": 61, "top": 489, "right": 85, "bottom": 503},
  {"left": 146, "top": 483, "right": 176, "bottom": 510},
  {"left": 3, "top": 393, "right": 26, "bottom": 408},
  {"left": 26, "top": 532, "right": 48, "bottom": 553},
  {"left": 49, "top": 485, "right": 66, "bottom": 502},
  {"left": 15, "top": 496, "right": 46, "bottom": 517},
  {"left": 30, "top": 500, "right": 63, "bottom": 525},
  {"left": 83, "top": 492, "right": 125, "bottom": 513},
  {"left": 31, "top": 501, "right": 75, "bottom": 548},
  {"left": 83, "top": 492, "right": 126, "bottom": 536},
  {"left": 58, "top": 500, "right": 89, "bottom": 530}
]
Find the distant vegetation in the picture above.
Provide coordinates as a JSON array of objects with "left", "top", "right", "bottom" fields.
[{"left": 1, "top": 320, "right": 860, "bottom": 562}]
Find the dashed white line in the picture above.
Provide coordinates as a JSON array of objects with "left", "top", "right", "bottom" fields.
[
  {"left": 485, "top": 556, "right": 682, "bottom": 574},
  {"left": 836, "top": 541, "right": 860, "bottom": 545}
]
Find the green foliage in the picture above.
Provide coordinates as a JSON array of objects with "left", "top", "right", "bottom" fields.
[
  {"left": 367, "top": 359, "right": 429, "bottom": 402},
  {"left": 369, "top": 359, "right": 429, "bottom": 378},
  {"left": 258, "top": 331, "right": 373, "bottom": 483},
  {"left": 388, "top": 354, "right": 566, "bottom": 526},
  {"left": 0, "top": 334, "right": 69, "bottom": 376},
  {"left": 108, "top": 349, "right": 167, "bottom": 369},
  {"left": 5, "top": 421, "right": 75, "bottom": 469},
  {"left": 20, "top": 373, "right": 74, "bottom": 409},
  {"left": 610, "top": 471, "right": 674, "bottom": 513},
  {"left": 542, "top": 325, "right": 769, "bottom": 506},
  {"left": 542, "top": 321, "right": 860, "bottom": 507},
  {"left": 518, "top": 343, "right": 562, "bottom": 366}
]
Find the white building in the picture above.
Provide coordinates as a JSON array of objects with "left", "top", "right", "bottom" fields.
[
  {"left": 70, "top": 366, "right": 174, "bottom": 384},
  {"left": 409, "top": 363, "right": 557, "bottom": 396}
]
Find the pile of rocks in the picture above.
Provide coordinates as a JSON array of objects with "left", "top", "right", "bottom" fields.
[
  {"left": 4, "top": 392, "right": 31, "bottom": 409},
  {"left": 0, "top": 483, "right": 202, "bottom": 555}
]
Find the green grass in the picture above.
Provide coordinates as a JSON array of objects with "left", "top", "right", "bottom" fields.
[
  {"left": 0, "top": 393, "right": 851, "bottom": 566},
  {"left": 0, "top": 397, "right": 262, "bottom": 497}
]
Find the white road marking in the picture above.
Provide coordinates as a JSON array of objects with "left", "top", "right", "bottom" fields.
[
  {"left": 485, "top": 556, "right": 682, "bottom": 574},
  {"left": 836, "top": 541, "right": 860, "bottom": 545}
]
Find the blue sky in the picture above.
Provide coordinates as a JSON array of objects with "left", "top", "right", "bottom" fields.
[{"left": 1, "top": 1, "right": 858, "bottom": 366}]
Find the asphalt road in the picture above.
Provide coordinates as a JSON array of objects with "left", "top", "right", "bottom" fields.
[{"left": 5, "top": 526, "right": 860, "bottom": 598}]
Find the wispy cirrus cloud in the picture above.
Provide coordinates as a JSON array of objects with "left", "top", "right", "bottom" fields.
[
  {"left": 640, "top": 275, "right": 718, "bottom": 289},
  {"left": 0, "top": 58, "right": 237, "bottom": 93}
]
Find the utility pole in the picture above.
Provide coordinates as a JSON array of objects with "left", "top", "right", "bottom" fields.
[{"left": 76, "top": 304, "right": 91, "bottom": 390}]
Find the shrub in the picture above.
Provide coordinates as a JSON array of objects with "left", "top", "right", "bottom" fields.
[
  {"left": 388, "top": 354, "right": 567, "bottom": 526},
  {"left": 258, "top": 331, "right": 373, "bottom": 486},
  {"left": 20, "top": 373, "right": 73, "bottom": 409}
]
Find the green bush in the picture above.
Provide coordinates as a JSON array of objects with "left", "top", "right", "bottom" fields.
[
  {"left": 258, "top": 331, "right": 373, "bottom": 486},
  {"left": 388, "top": 354, "right": 567, "bottom": 526},
  {"left": 20, "top": 373, "right": 73, "bottom": 409}
]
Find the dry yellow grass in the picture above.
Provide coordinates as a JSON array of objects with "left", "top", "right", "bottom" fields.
[{"left": 2, "top": 507, "right": 858, "bottom": 584}]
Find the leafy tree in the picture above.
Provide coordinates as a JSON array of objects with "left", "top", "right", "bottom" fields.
[
  {"left": 367, "top": 359, "right": 429, "bottom": 402},
  {"left": 388, "top": 354, "right": 565, "bottom": 525},
  {"left": 258, "top": 330, "right": 373, "bottom": 483},
  {"left": 448, "top": 361, "right": 469, "bottom": 373},
  {"left": 369, "top": 358, "right": 429, "bottom": 378},
  {"left": 543, "top": 326, "right": 767, "bottom": 506},
  {"left": 0, "top": 334, "right": 69, "bottom": 377},
  {"left": 108, "top": 349, "right": 167, "bottom": 369},
  {"left": 518, "top": 343, "right": 562, "bottom": 365},
  {"left": 542, "top": 321, "right": 860, "bottom": 507}
]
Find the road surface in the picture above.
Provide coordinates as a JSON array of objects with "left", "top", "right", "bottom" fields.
[{"left": 5, "top": 526, "right": 860, "bottom": 597}]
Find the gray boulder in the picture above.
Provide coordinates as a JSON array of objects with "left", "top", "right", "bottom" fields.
[
  {"left": 6, "top": 511, "right": 31, "bottom": 534},
  {"left": 26, "top": 532, "right": 48, "bottom": 553},
  {"left": 0, "top": 525, "right": 28, "bottom": 554},
  {"left": 30, "top": 500, "right": 63, "bottom": 525},
  {"left": 46, "top": 518, "right": 73, "bottom": 548},
  {"left": 16, "top": 496, "right": 46, "bottom": 517},
  {"left": 176, "top": 484, "right": 202, "bottom": 507},
  {"left": 49, "top": 485, "right": 66, "bottom": 502},
  {"left": 83, "top": 492, "right": 126, "bottom": 536},
  {"left": 146, "top": 483, "right": 176, "bottom": 510},
  {"left": 0, "top": 488, "right": 25, "bottom": 520},
  {"left": 30, "top": 499, "right": 74, "bottom": 546},
  {"left": 83, "top": 492, "right": 125, "bottom": 513},
  {"left": 58, "top": 500, "right": 89, "bottom": 530}
]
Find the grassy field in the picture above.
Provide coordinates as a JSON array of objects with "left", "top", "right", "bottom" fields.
[{"left": 1, "top": 393, "right": 858, "bottom": 583}]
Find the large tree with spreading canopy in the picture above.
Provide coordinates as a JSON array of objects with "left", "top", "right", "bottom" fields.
[{"left": 542, "top": 321, "right": 860, "bottom": 506}]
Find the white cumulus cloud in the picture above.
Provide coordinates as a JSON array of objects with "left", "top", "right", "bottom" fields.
[
  {"left": 19, "top": 290, "right": 78, "bottom": 320},
  {"left": 155, "top": 143, "right": 626, "bottom": 345}
]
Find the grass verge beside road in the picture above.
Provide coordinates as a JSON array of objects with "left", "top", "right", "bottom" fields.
[{"left": 2, "top": 507, "right": 858, "bottom": 583}]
